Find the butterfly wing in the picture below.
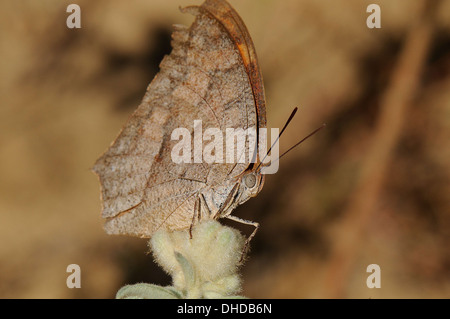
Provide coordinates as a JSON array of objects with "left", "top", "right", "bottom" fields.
[
  {"left": 93, "top": 0, "right": 265, "bottom": 237},
  {"left": 201, "top": 0, "right": 266, "bottom": 130}
]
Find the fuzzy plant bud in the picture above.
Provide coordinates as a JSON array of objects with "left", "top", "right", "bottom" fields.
[{"left": 116, "top": 220, "right": 247, "bottom": 299}]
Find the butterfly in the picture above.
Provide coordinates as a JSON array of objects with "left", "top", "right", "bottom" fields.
[{"left": 93, "top": 0, "right": 269, "bottom": 247}]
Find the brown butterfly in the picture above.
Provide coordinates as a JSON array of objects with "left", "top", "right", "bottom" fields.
[{"left": 93, "top": 0, "right": 269, "bottom": 246}]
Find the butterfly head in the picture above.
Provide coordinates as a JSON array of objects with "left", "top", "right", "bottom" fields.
[{"left": 236, "top": 166, "right": 265, "bottom": 206}]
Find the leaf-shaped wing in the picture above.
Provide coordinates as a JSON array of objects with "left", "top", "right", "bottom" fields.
[{"left": 93, "top": 0, "right": 263, "bottom": 237}]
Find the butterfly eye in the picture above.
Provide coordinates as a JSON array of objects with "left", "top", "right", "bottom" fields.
[{"left": 244, "top": 173, "right": 257, "bottom": 189}]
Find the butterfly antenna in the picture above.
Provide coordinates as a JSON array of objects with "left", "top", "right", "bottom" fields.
[
  {"left": 256, "top": 107, "right": 298, "bottom": 170},
  {"left": 278, "top": 123, "right": 326, "bottom": 161}
]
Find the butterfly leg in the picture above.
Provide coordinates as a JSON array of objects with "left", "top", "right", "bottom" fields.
[
  {"left": 189, "top": 197, "right": 201, "bottom": 239},
  {"left": 225, "top": 215, "right": 259, "bottom": 261},
  {"left": 199, "top": 193, "right": 211, "bottom": 219},
  {"left": 189, "top": 193, "right": 211, "bottom": 239}
]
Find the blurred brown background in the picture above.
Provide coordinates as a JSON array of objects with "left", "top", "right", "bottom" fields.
[{"left": 1, "top": 0, "right": 449, "bottom": 298}]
